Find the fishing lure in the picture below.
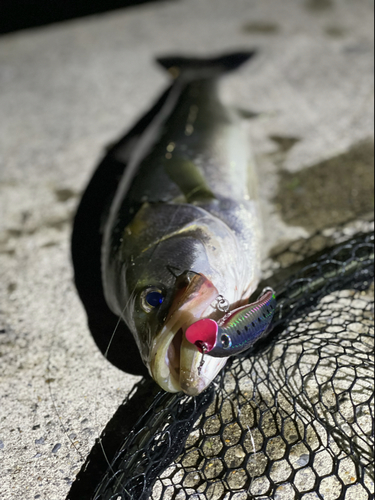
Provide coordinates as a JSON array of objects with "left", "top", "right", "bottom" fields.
[{"left": 185, "top": 288, "right": 276, "bottom": 359}]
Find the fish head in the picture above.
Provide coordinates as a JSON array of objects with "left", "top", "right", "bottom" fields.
[
  {"left": 106, "top": 202, "right": 258, "bottom": 395},
  {"left": 122, "top": 233, "right": 228, "bottom": 396}
]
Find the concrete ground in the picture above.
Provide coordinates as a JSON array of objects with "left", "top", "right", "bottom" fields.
[{"left": 0, "top": 0, "right": 373, "bottom": 499}]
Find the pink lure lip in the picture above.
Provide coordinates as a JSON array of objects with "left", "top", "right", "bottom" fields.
[{"left": 185, "top": 318, "right": 218, "bottom": 353}]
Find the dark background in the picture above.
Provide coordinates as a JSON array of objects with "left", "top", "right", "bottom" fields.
[{"left": 0, "top": 0, "right": 171, "bottom": 35}]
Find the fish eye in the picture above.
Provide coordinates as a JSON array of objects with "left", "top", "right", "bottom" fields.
[{"left": 140, "top": 287, "right": 165, "bottom": 313}]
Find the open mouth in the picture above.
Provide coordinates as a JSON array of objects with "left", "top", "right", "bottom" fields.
[{"left": 149, "top": 273, "right": 228, "bottom": 395}]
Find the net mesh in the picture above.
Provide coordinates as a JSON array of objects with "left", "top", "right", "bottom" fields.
[{"left": 81, "top": 226, "right": 374, "bottom": 500}]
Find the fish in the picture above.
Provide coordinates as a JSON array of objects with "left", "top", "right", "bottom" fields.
[{"left": 95, "top": 52, "right": 264, "bottom": 396}]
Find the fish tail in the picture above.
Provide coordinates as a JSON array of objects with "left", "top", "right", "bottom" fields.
[{"left": 156, "top": 51, "right": 256, "bottom": 80}]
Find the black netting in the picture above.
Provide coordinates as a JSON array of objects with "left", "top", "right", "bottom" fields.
[{"left": 76, "top": 228, "right": 374, "bottom": 500}]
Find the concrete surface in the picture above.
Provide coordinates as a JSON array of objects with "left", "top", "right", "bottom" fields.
[{"left": 0, "top": 0, "right": 373, "bottom": 499}]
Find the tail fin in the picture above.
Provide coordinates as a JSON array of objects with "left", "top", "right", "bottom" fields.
[{"left": 156, "top": 51, "right": 256, "bottom": 80}]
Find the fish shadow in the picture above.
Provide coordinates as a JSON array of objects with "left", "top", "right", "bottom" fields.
[{"left": 71, "top": 85, "right": 173, "bottom": 377}]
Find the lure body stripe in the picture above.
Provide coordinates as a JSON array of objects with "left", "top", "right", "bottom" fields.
[
  {"left": 215, "top": 289, "right": 276, "bottom": 357},
  {"left": 185, "top": 289, "right": 276, "bottom": 357}
]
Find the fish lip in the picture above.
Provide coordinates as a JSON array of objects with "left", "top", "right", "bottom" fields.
[{"left": 149, "top": 273, "right": 227, "bottom": 395}]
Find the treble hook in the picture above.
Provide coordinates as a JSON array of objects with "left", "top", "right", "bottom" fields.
[{"left": 197, "top": 342, "right": 208, "bottom": 375}]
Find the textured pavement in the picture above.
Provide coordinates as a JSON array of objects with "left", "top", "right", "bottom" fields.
[{"left": 0, "top": 0, "right": 373, "bottom": 498}]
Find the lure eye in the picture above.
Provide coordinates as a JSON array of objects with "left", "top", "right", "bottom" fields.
[
  {"left": 221, "top": 334, "right": 232, "bottom": 349},
  {"left": 140, "top": 287, "right": 165, "bottom": 313}
]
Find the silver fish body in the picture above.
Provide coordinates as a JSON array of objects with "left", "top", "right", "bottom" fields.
[{"left": 101, "top": 53, "right": 262, "bottom": 395}]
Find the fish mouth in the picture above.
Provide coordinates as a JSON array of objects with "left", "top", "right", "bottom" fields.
[{"left": 149, "top": 272, "right": 228, "bottom": 396}]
